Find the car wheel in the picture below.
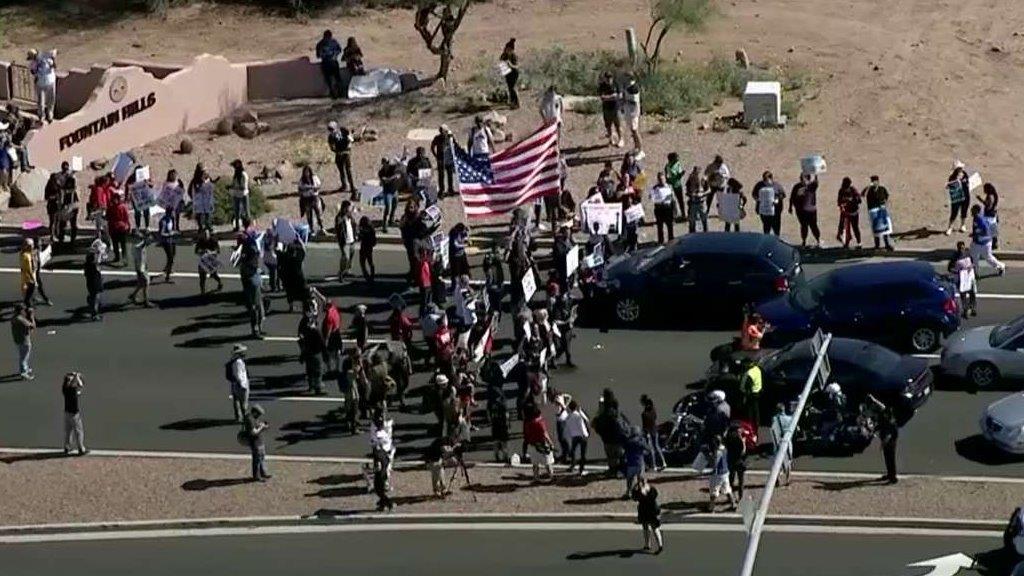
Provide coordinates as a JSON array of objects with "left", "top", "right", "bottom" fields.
[
  {"left": 614, "top": 297, "right": 641, "bottom": 324},
  {"left": 966, "top": 361, "right": 1000, "bottom": 389},
  {"left": 909, "top": 326, "right": 940, "bottom": 353}
]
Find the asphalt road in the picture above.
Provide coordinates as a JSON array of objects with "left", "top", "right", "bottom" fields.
[
  {"left": 0, "top": 526, "right": 1009, "bottom": 576},
  {"left": 2, "top": 239, "right": 1024, "bottom": 476}
]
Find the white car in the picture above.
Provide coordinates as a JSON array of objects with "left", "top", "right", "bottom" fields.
[
  {"left": 941, "top": 316, "right": 1024, "bottom": 388},
  {"left": 981, "top": 393, "right": 1024, "bottom": 454}
]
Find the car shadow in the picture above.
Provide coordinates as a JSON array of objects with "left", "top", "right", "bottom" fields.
[{"left": 955, "top": 434, "right": 1024, "bottom": 465}]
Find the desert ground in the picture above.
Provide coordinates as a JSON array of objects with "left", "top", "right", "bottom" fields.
[{"left": 2, "top": 0, "right": 1023, "bottom": 248}]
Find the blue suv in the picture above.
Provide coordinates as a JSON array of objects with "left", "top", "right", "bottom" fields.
[{"left": 757, "top": 261, "right": 960, "bottom": 353}]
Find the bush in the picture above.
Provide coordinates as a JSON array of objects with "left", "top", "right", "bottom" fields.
[{"left": 212, "top": 179, "right": 271, "bottom": 226}]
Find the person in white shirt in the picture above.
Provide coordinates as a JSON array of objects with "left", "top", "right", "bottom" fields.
[
  {"left": 649, "top": 171, "right": 675, "bottom": 244},
  {"left": 335, "top": 200, "right": 357, "bottom": 281},
  {"left": 467, "top": 116, "right": 495, "bottom": 157},
  {"left": 29, "top": 49, "right": 57, "bottom": 123},
  {"left": 620, "top": 73, "right": 642, "bottom": 151},
  {"left": 227, "top": 344, "right": 250, "bottom": 423},
  {"left": 539, "top": 85, "right": 564, "bottom": 126},
  {"left": 564, "top": 400, "right": 590, "bottom": 475}
]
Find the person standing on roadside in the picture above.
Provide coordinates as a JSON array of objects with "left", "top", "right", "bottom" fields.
[
  {"left": 789, "top": 173, "right": 821, "bottom": 247},
  {"left": 650, "top": 172, "right": 675, "bottom": 244},
  {"left": 725, "top": 423, "right": 747, "bottom": 499},
  {"left": 84, "top": 251, "right": 103, "bottom": 321},
  {"left": 11, "top": 304, "right": 35, "bottom": 380},
  {"left": 564, "top": 400, "right": 590, "bottom": 475},
  {"left": 877, "top": 407, "right": 899, "bottom": 485},
  {"left": 229, "top": 160, "right": 250, "bottom": 233},
  {"left": 29, "top": 48, "right": 57, "bottom": 123},
  {"left": 665, "top": 153, "right": 686, "bottom": 223},
  {"left": 707, "top": 434, "right": 737, "bottom": 512},
  {"left": 720, "top": 177, "right": 747, "bottom": 232},
  {"left": 299, "top": 311, "right": 326, "bottom": 395},
  {"left": 753, "top": 171, "right": 785, "bottom": 236},
  {"left": 836, "top": 177, "right": 863, "bottom": 249},
  {"left": 598, "top": 71, "right": 623, "bottom": 148},
  {"left": 315, "top": 30, "right": 343, "bottom": 99},
  {"left": 378, "top": 158, "right": 402, "bottom": 233},
  {"left": 19, "top": 239, "right": 38, "bottom": 307},
  {"left": 686, "top": 166, "right": 708, "bottom": 233},
  {"left": 946, "top": 162, "right": 970, "bottom": 236},
  {"left": 227, "top": 344, "right": 250, "bottom": 423},
  {"left": 106, "top": 192, "right": 131, "bottom": 265},
  {"left": 620, "top": 73, "right": 643, "bottom": 152},
  {"left": 970, "top": 204, "right": 1006, "bottom": 275},
  {"left": 195, "top": 228, "right": 223, "bottom": 295},
  {"left": 243, "top": 404, "right": 272, "bottom": 482},
  {"left": 499, "top": 38, "right": 520, "bottom": 109},
  {"left": 298, "top": 165, "right": 324, "bottom": 235},
  {"left": 128, "top": 231, "right": 153, "bottom": 308},
  {"left": 978, "top": 182, "right": 1000, "bottom": 250},
  {"left": 641, "top": 395, "right": 667, "bottom": 471},
  {"left": 632, "top": 476, "right": 664, "bottom": 554},
  {"left": 327, "top": 122, "right": 356, "bottom": 195},
  {"left": 358, "top": 215, "right": 377, "bottom": 282},
  {"left": 157, "top": 209, "right": 176, "bottom": 284},
  {"left": 431, "top": 125, "right": 456, "bottom": 198},
  {"left": 704, "top": 155, "right": 730, "bottom": 213},
  {"left": 62, "top": 372, "right": 88, "bottom": 456},
  {"left": 864, "top": 175, "right": 894, "bottom": 251},
  {"left": 335, "top": 201, "right": 358, "bottom": 282}
]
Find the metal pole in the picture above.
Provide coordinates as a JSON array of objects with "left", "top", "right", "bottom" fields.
[{"left": 738, "top": 333, "right": 832, "bottom": 576}]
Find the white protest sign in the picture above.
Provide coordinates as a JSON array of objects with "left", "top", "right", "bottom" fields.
[
  {"left": 199, "top": 252, "right": 221, "bottom": 274},
  {"left": 497, "top": 60, "right": 512, "bottom": 77},
  {"left": 800, "top": 155, "right": 827, "bottom": 175},
  {"left": 581, "top": 203, "right": 623, "bottom": 236},
  {"left": 135, "top": 165, "right": 151, "bottom": 182},
  {"left": 566, "top": 245, "right": 581, "bottom": 277},
  {"left": 230, "top": 245, "right": 243, "bottom": 268},
  {"left": 719, "top": 192, "right": 743, "bottom": 223},
  {"left": 625, "top": 204, "right": 644, "bottom": 224},
  {"left": 500, "top": 353, "right": 520, "bottom": 378},
  {"left": 406, "top": 128, "right": 437, "bottom": 142},
  {"left": 649, "top": 186, "right": 672, "bottom": 205},
  {"left": 521, "top": 269, "right": 537, "bottom": 302},
  {"left": 431, "top": 232, "right": 450, "bottom": 268},
  {"left": 71, "top": 156, "right": 83, "bottom": 172},
  {"left": 112, "top": 152, "right": 134, "bottom": 184},
  {"left": 274, "top": 219, "right": 298, "bottom": 245},
  {"left": 756, "top": 185, "right": 776, "bottom": 216},
  {"left": 131, "top": 182, "right": 155, "bottom": 211},
  {"left": 418, "top": 168, "right": 432, "bottom": 180},
  {"left": 869, "top": 206, "right": 893, "bottom": 235},
  {"left": 968, "top": 172, "right": 983, "bottom": 192},
  {"left": 359, "top": 180, "right": 383, "bottom": 205},
  {"left": 958, "top": 268, "right": 976, "bottom": 293},
  {"left": 583, "top": 252, "right": 604, "bottom": 270},
  {"left": 149, "top": 205, "right": 166, "bottom": 219},
  {"left": 90, "top": 239, "right": 108, "bottom": 262},
  {"left": 38, "top": 244, "right": 52, "bottom": 267}
]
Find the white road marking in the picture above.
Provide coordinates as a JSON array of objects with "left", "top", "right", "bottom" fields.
[
  {"left": 260, "top": 336, "right": 386, "bottom": 345},
  {"left": 0, "top": 266, "right": 242, "bottom": 281},
  {"left": 0, "top": 521, "right": 1001, "bottom": 545},
  {"left": 977, "top": 293, "right": 1024, "bottom": 300},
  {"left": 913, "top": 354, "right": 941, "bottom": 359},
  {"left": 248, "top": 395, "right": 346, "bottom": 403}
]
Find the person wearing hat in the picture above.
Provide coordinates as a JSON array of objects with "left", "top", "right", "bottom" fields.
[
  {"left": 28, "top": 48, "right": 57, "bottom": 123},
  {"left": 351, "top": 303, "right": 369, "bottom": 352},
  {"left": 229, "top": 159, "right": 250, "bottom": 232},
  {"left": 243, "top": 404, "right": 271, "bottom": 481},
  {"left": 226, "top": 344, "right": 251, "bottom": 422},
  {"left": 11, "top": 303, "right": 36, "bottom": 380},
  {"left": 327, "top": 121, "right": 356, "bottom": 195},
  {"left": 315, "top": 30, "right": 343, "bottom": 99},
  {"left": 431, "top": 125, "right": 456, "bottom": 197}
]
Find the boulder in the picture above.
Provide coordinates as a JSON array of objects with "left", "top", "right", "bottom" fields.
[
  {"left": 233, "top": 122, "right": 258, "bottom": 140},
  {"left": 178, "top": 138, "right": 194, "bottom": 154},
  {"left": 89, "top": 159, "right": 108, "bottom": 171},
  {"left": 255, "top": 121, "right": 270, "bottom": 135},
  {"left": 214, "top": 117, "right": 234, "bottom": 136},
  {"left": 735, "top": 49, "right": 750, "bottom": 69},
  {"left": 234, "top": 107, "right": 259, "bottom": 124},
  {"left": 482, "top": 110, "right": 508, "bottom": 128},
  {"left": 490, "top": 128, "right": 507, "bottom": 142},
  {"left": 10, "top": 168, "right": 50, "bottom": 208}
]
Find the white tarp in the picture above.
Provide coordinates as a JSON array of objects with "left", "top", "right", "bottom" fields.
[{"left": 348, "top": 69, "right": 404, "bottom": 100}]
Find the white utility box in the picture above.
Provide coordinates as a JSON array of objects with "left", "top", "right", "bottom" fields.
[{"left": 743, "top": 81, "right": 785, "bottom": 127}]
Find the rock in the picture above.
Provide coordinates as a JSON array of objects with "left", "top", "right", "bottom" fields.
[
  {"left": 233, "top": 122, "right": 258, "bottom": 140},
  {"left": 787, "top": 46, "right": 795, "bottom": 53},
  {"left": 234, "top": 107, "right": 259, "bottom": 124},
  {"left": 482, "top": 110, "right": 508, "bottom": 128},
  {"left": 698, "top": 123, "right": 709, "bottom": 131},
  {"left": 178, "top": 138, "right": 194, "bottom": 154},
  {"left": 255, "top": 121, "right": 270, "bottom": 135},
  {"left": 214, "top": 117, "right": 233, "bottom": 136},
  {"left": 362, "top": 130, "right": 379, "bottom": 143},
  {"left": 735, "top": 49, "right": 750, "bottom": 69},
  {"left": 504, "top": 130, "right": 514, "bottom": 142},
  {"left": 10, "top": 168, "right": 50, "bottom": 208},
  {"left": 89, "top": 159, "right": 108, "bottom": 171},
  {"left": 490, "top": 128, "right": 506, "bottom": 142},
  {"left": 275, "top": 161, "right": 296, "bottom": 181},
  {"left": 990, "top": 45, "right": 1004, "bottom": 53}
]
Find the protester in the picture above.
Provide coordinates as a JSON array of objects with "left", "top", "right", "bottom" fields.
[
  {"left": 29, "top": 48, "right": 57, "bottom": 123},
  {"left": 45, "top": 170, "right": 63, "bottom": 241},
  {"left": 158, "top": 169, "right": 185, "bottom": 231},
  {"left": 650, "top": 172, "right": 675, "bottom": 244},
  {"left": 622, "top": 428, "right": 648, "bottom": 497},
  {"left": 946, "top": 162, "right": 971, "bottom": 235},
  {"left": 789, "top": 173, "right": 822, "bottom": 247},
  {"left": 621, "top": 73, "right": 643, "bottom": 151},
  {"left": 431, "top": 125, "right": 456, "bottom": 198},
  {"left": 864, "top": 175, "right": 894, "bottom": 250},
  {"left": 704, "top": 155, "right": 730, "bottom": 211},
  {"left": 979, "top": 182, "right": 1000, "bottom": 250},
  {"left": 370, "top": 412, "right": 395, "bottom": 511},
  {"left": 61, "top": 372, "right": 88, "bottom": 456},
  {"left": 725, "top": 423, "right": 748, "bottom": 499},
  {"left": 720, "top": 177, "right": 747, "bottom": 232},
  {"left": 127, "top": 231, "right": 152, "bottom": 308},
  {"left": 664, "top": 153, "right": 686, "bottom": 223},
  {"left": 523, "top": 405, "right": 554, "bottom": 482},
  {"left": 335, "top": 201, "right": 358, "bottom": 281},
  {"left": 128, "top": 171, "right": 153, "bottom": 230},
  {"left": 84, "top": 251, "right": 103, "bottom": 321},
  {"left": 449, "top": 222, "right": 471, "bottom": 279},
  {"left": 342, "top": 37, "right": 366, "bottom": 75},
  {"left": 157, "top": 210, "right": 176, "bottom": 284},
  {"left": 499, "top": 38, "right": 520, "bottom": 109},
  {"left": 970, "top": 204, "right": 1006, "bottom": 275},
  {"left": 195, "top": 228, "right": 223, "bottom": 295},
  {"left": 237, "top": 232, "right": 266, "bottom": 338},
  {"left": 598, "top": 71, "right": 623, "bottom": 147},
  {"left": 19, "top": 239, "right": 37, "bottom": 307},
  {"left": 327, "top": 122, "right": 356, "bottom": 195},
  {"left": 948, "top": 241, "right": 977, "bottom": 318},
  {"left": 770, "top": 403, "right": 794, "bottom": 487},
  {"left": 227, "top": 344, "right": 250, "bottom": 423},
  {"left": 594, "top": 388, "right": 627, "bottom": 476},
  {"left": 468, "top": 115, "right": 495, "bottom": 157},
  {"left": 187, "top": 164, "right": 215, "bottom": 229},
  {"left": 837, "top": 176, "right": 863, "bottom": 249},
  {"left": 229, "top": 159, "right": 250, "bottom": 232},
  {"left": 280, "top": 239, "right": 308, "bottom": 313},
  {"left": 564, "top": 400, "right": 590, "bottom": 474},
  {"left": 632, "top": 476, "right": 664, "bottom": 554},
  {"left": 707, "top": 434, "right": 737, "bottom": 512},
  {"left": 315, "top": 30, "right": 344, "bottom": 99},
  {"left": 11, "top": 304, "right": 36, "bottom": 380},
  {"left": 261, "top": 227, "right": 280, "bottom": 293},
  {"left": 243, "top": 404, "right": 272, "bottom": 482},
  {"left": 641, "top": 395, "right": 667, "bottom": 472},
  {"left": 358, "top": 215, "right": 377, "bottom": 282},
  {"left": 299, "top": 312, "right": 326, "bottom": 395},
  {"left": 55, "top": 162, "right": 80, "bottom": 245},
  {"left": 877, "top": 407, "right": 899, "bottom": 484},
  {"left": 378, "top": 157, "right": 402, "bottom": 232},
  {"left": 539, "top": 85, "right": 564, "bottom": 127},
  {"left": 752, "top": 171, "right": 785, "bottom": 236},
  {"left": 106, "top": 192, "right": 131, "bottom": 264}
]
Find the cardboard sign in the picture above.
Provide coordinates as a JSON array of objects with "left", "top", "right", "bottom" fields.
[
  {"left": 38, "top": 244, "right": 52, "bottom": 267},
  {"left": 500, "top": 353, "right": 520, "bottom": 378},
  {"left": 521, "top": 269, "right": 537, "bottom": 303},
  {"left": 274, "top": 218, "right": 298, "bottom": 245},
  {"left": 112, "top": 152, "right": 134, "bottom": 184},
  {"left": 869, "top": 206, "right": 893, "bottom": 235},
  {"left": 135, "top": 165, "right": 151, "bottom": 182},
  {"left": 947, "top": 180, "right": 966, "bottom": 204},
  {"left": 649, "top": 185, "right": 672, "bottom": 205},
  {"left": 431, "top": 232, "right": 450, "bottom": 268},
  {"left": 756, "top": 185, "right": 776, "bottom": 216},
  {"left": 958, "top": 268, "right": 976, "bottom": 293},
  {"left": 417, "top": 168, "right": 432, "bottom": 180},
  {"left": 131, "top": 182, "right": 155, "bottom": 211},
  {"left": 625, "top": 204, "right": 644, "bottom": 224},
  {"left": 157, "top": 183, "right": 184, "bottom": 211},
  {"left": 583, "top": 252, "right": 604, "bottom": 270},
  {"left": 566, "top": 245, "right": 581, "bottom": 277},
  {"left": 968, "top": 172, "right": 983, "bottom": 192},
  {"left": 71, "top": 156, "right": 83, "bottom": 172},
  {"left": 800, "top": 155, "right": 827, "bottom": 175},
  {"left": 359, "top": 180, "right": 384, "bottom": 205},
  {"left": 199, "top": 252, "right": 221, "bottom": 273},
  {"left": 497, "top": 60, "right": 512, "bottom": 77},
  {"left": 581, "top": 203, "right": 623, "bottom": 236}
]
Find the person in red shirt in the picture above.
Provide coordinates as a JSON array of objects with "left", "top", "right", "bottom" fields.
[
  {"left": 322, "top": 301, "right": 343, "bottom": 372},
  {"left": 389, "top": 305, "right": 415, "bottom": 347},
  {"left": 417, "top": 248, "right": 433, "bottom": 312},
  {"left": 87, "top": 176, "right": 113, "bottom": 214},
  {"left": 433, "top": 314, "right": 454, "bottom": 373},
  {"left": 106, "top": 192, "right": 131, "bottom": 265},
  {"left": 739, "top": 312, "right": 768, "bottom": 351},
  {"left": 523, "top": 405, "right": 554, "bottom": 482}
]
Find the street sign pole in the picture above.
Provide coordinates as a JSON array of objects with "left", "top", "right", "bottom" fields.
[{"left": 738, "top": 330, "right": 832, "bottom": 576}]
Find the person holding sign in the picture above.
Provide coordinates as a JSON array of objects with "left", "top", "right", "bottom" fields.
[
  {"left": 864, "top": 175, "right": 894, "bottom": 251},
  {"left": 191, "top": 169, "right": 216, "bottom": 231},
  {"left": 157, "top": 210, "right": 177, "bottom": 284},
  {"left": 836, "top": 177, "right": 863, "bottom": 249},
  {"left": 158, "top": 169, "right": 185, "bottom": 231},
  {"left": 719, "top": 177, "right": 747, "bottom": 232},
  {"left": 945, "top": 162, "right": 971, "bottom": 235},
  {"left": 649, "top": 172, "right": 675, "bottom": 244},
  {"left": 298, "top": 166, "right": 324, "bottom": 235},
  {"left": 948, "top": 241, "right": 977, "bottom": 318},
  {"left": 753, "top": 171, "right": 786, "bottom": 236},
  {"left": 789, "top": 173, "right": 821, "bottom": 247},
  {"left": 195, "top": 228, "right": 223, "bottom": 295},
  {"left": 406, "top": 146, "right": 433, "bottom": 195},
  {"left": 970, "top": 204, "right": 1006, "bottom": 275},
  {"left": 978, "top": 182, "right": 1000, "bottom": 250},
  {"left": 129, "top": 170, "right": 155, "bottom": 231},
  {"left": 499, "top": 38, "right": 520, "bottom": 109},
  {"left": 685, "top": 166, "right": 709, "bottom": 233}
]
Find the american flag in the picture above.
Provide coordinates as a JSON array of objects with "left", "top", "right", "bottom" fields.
[{"left": 453, "top": 121, "right": 561, "bottom": 218}]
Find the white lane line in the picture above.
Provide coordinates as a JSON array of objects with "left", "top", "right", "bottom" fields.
[
  {"left": 978, "top": 293, "right": 1024, "bottom": 300},
  {"left": 912, "top": 354, "right": 941, "bottom": 359},
  {"left": 0, "top": 521, "right": 1001, "bottom": 545},
  {"left": 260, "top": 336, "right": 387, "bottom": 345},
  {"left": 249, "top": 395, "right": 345, "bottom": 404},
  {"left": 0, "top": 266, "right": 242, "bottom": 281}
]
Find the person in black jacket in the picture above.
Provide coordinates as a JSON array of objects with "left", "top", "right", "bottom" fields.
[
  {"left": 298, "top": 313, "right": 326, "bottom": 395},
  {"left": 84, "top": 251, "right": 102, "bottom": 321},
  {"left": 632, "top": 476, "right": 663, "bottom": 554},
  {"left": 430, "top": 125, "right": 456, "bottom": 198},
  {"left": 725, "top": 423, "right": 748, "bottom": 499}
]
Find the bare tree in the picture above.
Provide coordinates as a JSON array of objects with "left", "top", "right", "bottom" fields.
[
  {"left": 640, "top": 0, "right": 713, "bottom": 72},
  {"left": 414, "top": 0, "right": 472, "bottom": 82}
]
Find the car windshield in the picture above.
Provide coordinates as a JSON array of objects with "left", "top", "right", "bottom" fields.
[
  {"left": 789, "top": 273, "right": 832, "bottom": 312},
  {"left": 990, "top": 316, "right": 1024, "bottom": 348}
]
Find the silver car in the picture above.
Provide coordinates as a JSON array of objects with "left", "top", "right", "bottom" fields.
[
  {"left": 941, "top": 316, "right": 1024, "bottom": 388},
  {"left": 981, "top": 393, "right": 1024, "bottom": 454}
]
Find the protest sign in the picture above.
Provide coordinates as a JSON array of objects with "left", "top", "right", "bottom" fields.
[
  {"left": 869, "top": 206, "right": 893, "bottom": 235},
  {"left": 566, "top": 245, "right": 581, "bottom": 277},
  {"left": 649, "top": 186, "right": 672, "bottom": 205},
  {"left": 718, "top": 192, "right": 743, "bottom": 223},
  {"left": 199, "top": 252, "right": 221, "bottom": 273},
  {"left": 135, "top": 165, "right": 150, "bottom": 182},
  {"left": 157, "top": 184, "right": 184, "bottom": 211},
  {"left": 583, "top": 252, "right": 604, "bottom": 270},
  {"left": 359, "top": 180, "right": 384, "bottom": 205},
  {"left": 756, "top": 186, "right": 776, "bottom": 216},
  {"left": 274, "top": 219, "right": 298, "bottom": 245},
  {"left": 947, "top": 180, "right": 966, "bottom": 204},
  {"left": 800, "top": 155, "right": 827, "bottom": 175},
  {"left": 521, "top": 269, "right": 537, "bottom": 303},
  {"left": 625, "top": 204, "right": 645, "bottom": 224},
  {"left": 131, "top": 182, "right": 155, "bottom": 211},
  {"left": 497, "top": 60, "right": 512, "bottom": 77},
  {"left": 431, "top": 232, "right": 450, "bottom": 268},
  {"left": 500, "top": 353, "right": 520, "bottom": 378},
  {"left": 38, "top": 244, "right": 52, "bottom": 267},
  {"left": 417, "top": 168, "right": 432, "bottom": 181},
  {"left": 112, "top": 152, "right": 134, "bottom": 184},
  {"left": 230, "top": 245, "right": 243, "bottom": 268},
  {"left": 968, "top": 172, "right": 983, "bottom": 192},
  {"left": 71, "top": 156, "right": 83, "bottom": 172},
  {"left": 581, "top": 203, "right": 623, "bottom": 235},
  {"left": 958, "top": 268, "right": 976, "bottom": 294}
]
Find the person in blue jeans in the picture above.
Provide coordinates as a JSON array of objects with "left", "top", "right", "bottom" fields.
[
  {"left": 640, "top": 395, "right": 667, "bottom": 471},
  {"left": 622, "top": 427, "right": 648, "bottom": 498},
  {"left": 377, "top": 158, "right": 401, "bottom": 232},
  {"left": 11, "top": 304, "right": 35, "bottom": 380},
  {"left": 230, "top": 160, "right": 250, "bottom": 232}
]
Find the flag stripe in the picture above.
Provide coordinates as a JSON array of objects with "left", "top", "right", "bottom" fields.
[{"left": 454, "top": 120, "right": 561, "bottom": 218}]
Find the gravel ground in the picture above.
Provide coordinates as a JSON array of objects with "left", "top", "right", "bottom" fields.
[{"left": 0, "top": 452, "right": 1014, "bottom": 526}]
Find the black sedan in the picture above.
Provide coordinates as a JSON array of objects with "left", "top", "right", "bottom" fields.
[{"left": 590, "top": 232, "right": 803, "bottom": 326}]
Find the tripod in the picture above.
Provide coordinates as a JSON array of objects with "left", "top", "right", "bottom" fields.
[{"left": 445, "top": 451, "right": 478, "bottom": 502}]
